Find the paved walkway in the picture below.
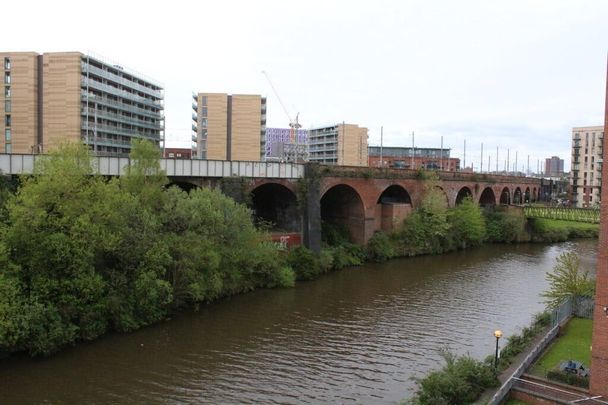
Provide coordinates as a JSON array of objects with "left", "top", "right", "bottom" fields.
[{"left": 475, "top": 326, "right": 552, "bottom": 404}]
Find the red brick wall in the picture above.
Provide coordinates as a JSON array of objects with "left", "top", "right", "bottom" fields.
[{"left": 590, "top": 60, "right": 608, "bottom": 396}]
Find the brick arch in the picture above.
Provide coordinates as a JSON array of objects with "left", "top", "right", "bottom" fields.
[
  {"left": 455, "top": 186, "right": 473, "bottom": 205},
  {"left": 514, "top": 187, "right": 522, "bottom": 204},
  {"left": 376, "top": 184, "right": 413, "bottom": 233},
  {"left": 249, "top": 178, "right": 298, "bottom": 196},
  {"left": 377, "top": 184, "right": 412, "bottom": 205},
  {"left": 524, "top": 187, "right": 531, "bottom": 203},
  {"left": 532, "top": 187, "right": 537, "bottom": 202},
  {"left": 321, "top": 183, "right": 366, "bottom": 245},
  {"left": 500, "top": 187, "right": 511, "bottom": 204},
  {"left": 479, "top": 187, "right": 497, "bottom": 206},
  {"left": 434, "top": 186, "right": 450, "bottom": 208},
  {"left": 250, "top": 182, "right": 300, "bottom": 232}
]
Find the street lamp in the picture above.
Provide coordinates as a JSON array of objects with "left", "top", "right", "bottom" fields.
[{"left": 494, "top": 330, "right": 503, "bottom": 370}]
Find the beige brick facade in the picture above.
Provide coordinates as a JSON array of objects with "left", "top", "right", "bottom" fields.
[
  {"left": 0, "top": 51, "right": 164, "bottom": 156},
  {"left": 309, "top": 123, "right": 369, "bottom": 166},
  {"left": 0, "top": 52, "right": 39, "bottom": 154},
  {"left": 571, "top": 125, "right": 604, "bottom": 207},
  {"left": 193, "top": 92, "right": 265, "bottom": 161}
]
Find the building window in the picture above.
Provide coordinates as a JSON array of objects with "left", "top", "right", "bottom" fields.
[
  {"left": 4, "top": 86, "right": 9, "bottom": 97},
  {"left": 4, "top": 128, "right": 10, "bottom": 141},
  {"left": 4, "top": 100, "right": 10, "bottom": 113},
  {"left": 202, "top": 107, "right": 208, "bottom": 116},
  {"left": 202, "top": 96, "right": 208, "bottom": 106},
  {"left": 4, "top": 115, "right": 10, "bottom": 127},
  {"left": 5, "top": 143, "right": 11, "bottom": 154},
  {"left": 3, "top": 57, "right": 9, "bottom": 70},
  {"left": 3, "top": 72, "right": 10, "bottom": 84},
  {"left": 201, "top": 118, "right": 208, "bottom": 127}
]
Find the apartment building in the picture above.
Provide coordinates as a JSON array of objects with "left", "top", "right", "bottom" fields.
[
  {"left": 544, "top": 156, "right": 564, "bottom": 177},
  {"left": 368, "top": 146, "right": 460, "bottom": 171},
  {"left": 308, "top": 123, "right": 368, "bottom": 166},
  {"left": 192, "top": 93, "right": 266, "bottom": 160},
  {"left": 0, "top": 51, "right": 164, "bottom": 155},
  {"left": 571, "top": 126, "right": 604, "bottom": 207}
]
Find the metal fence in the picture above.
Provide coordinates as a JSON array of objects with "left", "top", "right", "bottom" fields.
[
  {"left": 524, "top": 206, "right": 600, "bottom": 223},
  {"left": 490, "top": 297, "right": 592, "bottom": 405}
]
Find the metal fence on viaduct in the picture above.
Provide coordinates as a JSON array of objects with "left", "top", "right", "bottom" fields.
[{"left": 0, "top": 154, "right": 541, "bottom": 250}]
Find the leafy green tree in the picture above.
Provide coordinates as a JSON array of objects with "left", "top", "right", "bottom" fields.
[
  {"left": 448, "top": 197, "right": 486, "bottom": 249},
  {"left": 402, "top": 183, "right": 450, "bottom": 255},
  {"left": 121, "top": 139, "right": 167, "bottom": 210},
  {"left": 541, "top": 251, "right": 595, "bottom": 308}
]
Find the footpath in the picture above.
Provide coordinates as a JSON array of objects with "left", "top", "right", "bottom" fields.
[{"left": 475, "top": 326, "right": 552, "bottom": 405}]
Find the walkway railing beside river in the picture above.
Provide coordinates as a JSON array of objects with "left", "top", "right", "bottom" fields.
[
  {"left": 490, "top": 297, "right": 592, "bottom": 405},
  {"left": 523, "top": 206, "right": 600, "bottom": 224}
]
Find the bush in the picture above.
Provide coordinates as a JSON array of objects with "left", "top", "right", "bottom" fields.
[
  {"left": 327, "top": 244, "right": 366, "bottom": 269},
  {"left": 546, "top": 369, "right": 589, "bottom": 388},
  {"left": 410, "top": 351, "right": 499, "bottom": 404},
  {"left": 286, "top": 246, "right": 322, "bottom": 281},
  {"left": 484, "top": 208, "right": 528, "bottom": 243},
  {"left": 366, "top": 232, "right": 396, "bottom": 262}
]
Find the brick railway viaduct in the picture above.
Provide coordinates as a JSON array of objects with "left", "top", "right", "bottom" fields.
[{"left": 0, "top": 154, "right": 541, "bottom": 251}]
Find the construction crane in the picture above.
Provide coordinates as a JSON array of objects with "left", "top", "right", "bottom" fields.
[{"left": 261, "top": 70, "right": 303, "bottom": 162}]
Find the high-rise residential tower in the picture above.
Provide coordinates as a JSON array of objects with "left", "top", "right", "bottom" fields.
[
  {"left": 544, "top": 156, "right": 565, "bottom": 177},
  {"left": 571, "top": 125, "right": 604, "bottom": 207},
  {"left": 0, "top": 51, "right": 164, "bottom": 155},
  {"left": 192, "top": 92, "right": 266, "bottom": 160},
  {"left": 308, "top": 123, "right": 368, "bottom": 166}
]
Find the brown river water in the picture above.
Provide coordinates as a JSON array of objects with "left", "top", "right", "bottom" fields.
[{"left": 0, "top": 240, "right": 598, "bottom": 404}]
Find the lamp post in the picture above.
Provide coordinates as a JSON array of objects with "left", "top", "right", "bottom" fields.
[{"left": 494, "top": 329, "right": 503, "bottom": 370}]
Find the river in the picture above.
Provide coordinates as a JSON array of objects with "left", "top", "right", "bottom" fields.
[{"left": 0, "top": 240, "right": 598, "bottom": 404}]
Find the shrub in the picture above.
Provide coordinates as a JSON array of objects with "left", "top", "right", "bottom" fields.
[
  {"left": 484, "top": 208, "right": 528, "bottom": 243},
  {"left": 286, "top": 246, "right": 322, "bottom": 281},
  {"left": 366, "top": 232, "right": 396, "bottom": 262},
  {"left": 546, "top": 370, "right": 589, "bottom": 388},
  {"left": 410, "top": 350, "right": 499, "bottom": 404}
]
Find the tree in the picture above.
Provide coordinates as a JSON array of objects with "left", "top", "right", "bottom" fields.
[
  {"left": 121, "top": 139, "right": 167, "bottom": 210},
  {"left": 402, "top": 180, "right": 450, "bottom": 255},
  {"left": 448, "top": 197, "right": 486, "bottom": 249},
  {"left": 541, "top": 251, "right": 595, "bottom": 309}
]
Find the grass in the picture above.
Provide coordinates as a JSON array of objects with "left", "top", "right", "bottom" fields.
[
  {"left": 530, "top": 317, "right": 593, "bottom": 377},
  {"left": 530, "top": 218, "right": 598, "bottom": 242}
]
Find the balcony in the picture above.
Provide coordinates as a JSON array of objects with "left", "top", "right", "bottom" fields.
[
  {"left": 192, "top": 124, "right": 197, "bottom": 132},
  {"left": 81, "top": 122, "right": 161, "bottom": 142},
  {"left": 83, "top": 78, "right": 163, "bottom": 109},
  {"left": 81, "top": 108, "right": 162, "bottom": 131},
  {"left": 192, "top": 102, "right": 197, "bottom": 112},
  {"left": 82, "top": 63, "right": 163, "bottom": 98},
  {"left": 82, "top": 92, "right": 162, "bottom": 120},
  {"left": 192, "top": 134, "right": 197, "bottom": 142}
]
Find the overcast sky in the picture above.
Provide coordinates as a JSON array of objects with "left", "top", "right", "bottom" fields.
[{"left": 6, "top": 0, "right": 607, "bottom": 172}]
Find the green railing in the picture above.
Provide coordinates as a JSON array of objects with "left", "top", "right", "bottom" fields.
[{"left": 523, "top": 206, "right": 600, "bottom": 223}]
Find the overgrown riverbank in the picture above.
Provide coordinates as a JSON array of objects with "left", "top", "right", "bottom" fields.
[
  {"left": 0, "top": 142, "right": 294, "bottom": 357},
  {"left": 288, "top": 177, "right": 598, "bottom": 281}
]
